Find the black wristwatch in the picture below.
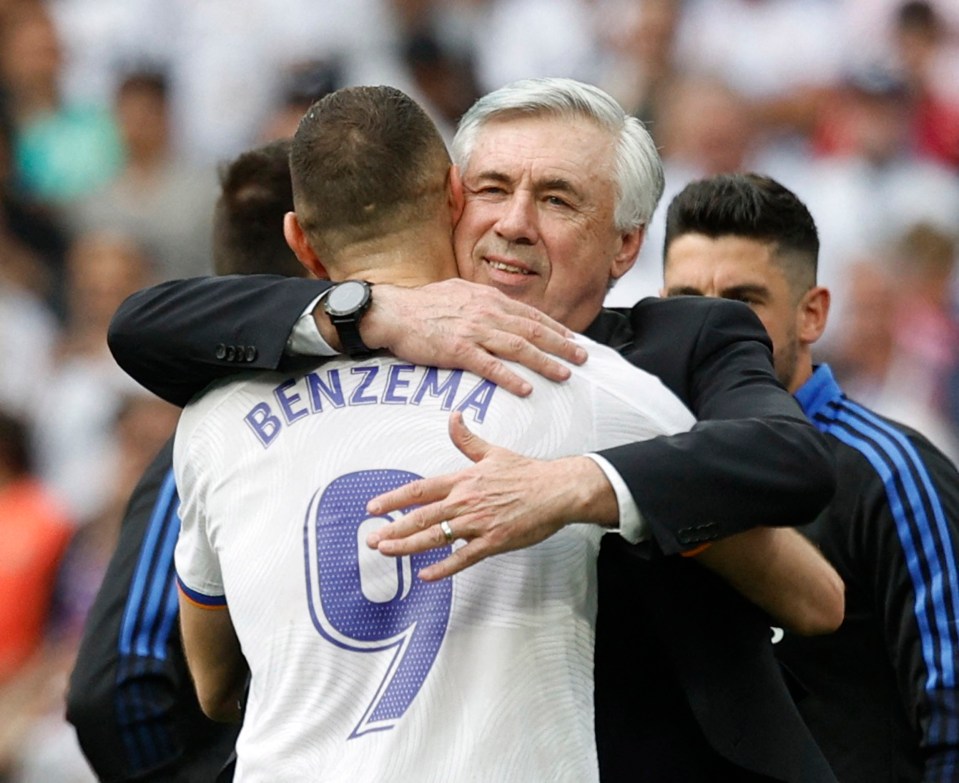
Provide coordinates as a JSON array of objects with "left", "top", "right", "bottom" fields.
[{"left": 323, "top": 280, "right": 374, "bottom": 357}]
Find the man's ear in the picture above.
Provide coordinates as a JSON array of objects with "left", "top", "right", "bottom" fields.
[
  {"left": 284, "top": 212, "right": 328, "bottom": 278},
  {"left": 798, "top": 286, "right": 830, "bottom": 345},
  {"left": 610, "top": 226, "right": 646, "bottom": 281},
  {"left": 448, "top": 165, "right": 465, "bottom": 226}
]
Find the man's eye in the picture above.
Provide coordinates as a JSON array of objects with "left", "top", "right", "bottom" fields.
[
  {"left": 546, "top": 195, "right": 571, "bottom": 208},
  {"left": 473, "top": 187, "right": 507, "bottom": 200}
]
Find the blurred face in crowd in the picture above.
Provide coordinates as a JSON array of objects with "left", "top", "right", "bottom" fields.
[
  {"left": 453, "top": 115, "right": 643, "bottom": 332},
  {"left": 0, "top": 5, "right": 61, "bottom": 96},
  {"left": 662, "top": 234, "right": 826, "bottom": 392}
]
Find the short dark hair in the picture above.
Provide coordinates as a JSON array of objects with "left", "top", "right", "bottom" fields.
[
  {"left": 116, "top": 69, "right": 168, "bottom": 101},
  {"left": 289, "top": 85, "right": 450, "bottom": 257},
  {"left": 212, "top": 138, "right": 304, "bottom": 277},
  {"left": 897, "top": 1, "right": 939, "bottom": 34},
  {"left": 663, "top": 173, "right": 819, "bottom": 295}
]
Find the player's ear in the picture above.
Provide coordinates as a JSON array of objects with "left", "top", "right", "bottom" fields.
[
  {"left": 610, "top": 226, "right": 646, "bottom": 281},
  {"left": 284, "top": 212, "right": 328, "bottom": 278},
  {"left": 798, "top": 286, "right": 830, "bottom": 345}
]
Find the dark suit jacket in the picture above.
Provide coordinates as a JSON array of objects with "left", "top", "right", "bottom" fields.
[{"left": 109, "top": 276, "right": 837, "bottom": 782}]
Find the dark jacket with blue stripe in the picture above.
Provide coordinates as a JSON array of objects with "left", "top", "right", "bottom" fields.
[
  {"left": 776, "top": 365, "right": 959, "bottom": 783},
  {"left": 66, "top": 438, "right": 239, "bottom": 781}
]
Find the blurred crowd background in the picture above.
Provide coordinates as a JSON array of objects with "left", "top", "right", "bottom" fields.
[{"left": 0, "top": 0, "right": 957, "bottom": 779}]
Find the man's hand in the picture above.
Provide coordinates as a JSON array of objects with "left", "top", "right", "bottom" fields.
[
  {"left": 366, "top": 412, "right": 618, "bottom": 580},
  {"left": 338, "top": 279, "right": 588, "bottom": 397}
]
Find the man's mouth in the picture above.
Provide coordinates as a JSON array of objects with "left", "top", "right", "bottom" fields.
[{"left": 486, "top": 258, "right": 533, "bottom": 275}]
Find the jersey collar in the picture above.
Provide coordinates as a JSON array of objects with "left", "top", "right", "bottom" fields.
[{"left": 794, "top": 364, "right": 843, "bottom": 419}]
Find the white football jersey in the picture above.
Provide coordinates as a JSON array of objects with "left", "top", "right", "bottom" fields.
[{"left": 174, "top": 336, "right": 694, "bottom": 782}]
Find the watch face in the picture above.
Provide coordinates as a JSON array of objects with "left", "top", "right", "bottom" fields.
[{"left": 327, "top": 280, "right": 370, "bottom": 315}]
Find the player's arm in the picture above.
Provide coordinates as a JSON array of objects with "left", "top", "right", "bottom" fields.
[
  {"left": 173, "top": 418, "right": 247, "bottom": 725},
  {"left": 691, "top": 527, "right": 844, "bottom": 635},
  {"left": 867, "top": 439, "right": 959, "bottom": 779},
  {"left": 177, "top": 593, "right": 246, "bottom": 724},
  {"left": 108, "top": 276, "right": 586, "bottom": 406}
]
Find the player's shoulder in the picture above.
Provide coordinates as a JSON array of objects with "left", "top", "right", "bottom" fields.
[
  {"left": 177, "top": 369, "right": 292, "bottom": 438},
  {"left": 569, "top": 333, "right": 695, "bottom": 421},
  {"left": 824, "top": 396, "right": 959, "bottom": 486}
]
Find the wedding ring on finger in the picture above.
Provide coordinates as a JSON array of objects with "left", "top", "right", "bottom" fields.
[{"left": 439, "top": 520, "right": 454, "bottom": 544}]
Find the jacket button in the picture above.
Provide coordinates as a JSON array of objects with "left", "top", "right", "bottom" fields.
[
  {"left": 215, "top": 343, "right": 226, "bottom": 360},
  {"left": 226, "top": 345, "right": 236, "bottom": 361},
  {"left": 245, "top": 346, "right": 257, "bottom": 362}
]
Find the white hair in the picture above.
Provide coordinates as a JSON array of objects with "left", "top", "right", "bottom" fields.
[{"left": 451, "top": 77, "right": 664, "bottom": 232}]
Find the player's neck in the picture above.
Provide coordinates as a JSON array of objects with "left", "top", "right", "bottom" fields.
[{"left": 330, "top": 228, "right": 458, "bottom": 287}]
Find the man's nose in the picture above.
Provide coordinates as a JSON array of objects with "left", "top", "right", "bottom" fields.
[{"left": 494, "top": 191, "right": 539, "bottom": 245}]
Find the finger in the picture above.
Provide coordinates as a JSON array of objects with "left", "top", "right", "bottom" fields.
[
  {"left": 494, "top": 314, "right": 587, "bottom": 366},
  {"left": 375, "top": 521, "right": 452, "bottom": 557},
  {"left": 417, "top": 539, "right": 494, "bottom": 581},
  {"left": 448, "top": 411, "right": 490, "bottom": 464},
  {"left": 367, "top": 474, "right": 454, "bottom": 516},
  {"left": 479, "top": 330, "right": 580, "bottom": 382},
  {"left": 367, "top": 503, "right": 447, "bottom": 547},
  {"left": 452, "top": 349, "right": 534, "bottom": 397}
]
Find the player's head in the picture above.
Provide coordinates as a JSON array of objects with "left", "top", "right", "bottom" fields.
[
  {"left": 285, "top": 85, "right": 458, "bottom": 282},
  {"left": 661, "top": 173, "right": 828, "bottom": 392},
  {"left": 449, "top": 77, "right": 662, "bottom": 332},
  {"left": 212, "top": 138, "right": 306, "bottom": 278}
]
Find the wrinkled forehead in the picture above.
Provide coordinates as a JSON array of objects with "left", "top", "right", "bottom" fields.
[{"left": 467, "top": 113, "right": 617, "bottom": 176}]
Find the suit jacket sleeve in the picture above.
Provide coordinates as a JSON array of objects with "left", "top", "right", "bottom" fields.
[
  {"left": 108, "top": 275, "right": 334, "bottom": 406},
  {"left": 598, "top": 296, "right": 836, "bottom": 556}
]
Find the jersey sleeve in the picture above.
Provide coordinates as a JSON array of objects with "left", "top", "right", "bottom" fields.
[
  {"left": 173, "top": 408, "right": 226, "bottom": 607},
  {"left": 860, "top": 435, "right": 959, "bottom": 780}
]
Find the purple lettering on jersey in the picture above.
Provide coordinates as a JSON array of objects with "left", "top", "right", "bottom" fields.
[
  {"left": 456, "top": 379, "right": 498, "bottom": 424},
  {"left": 306, "top": 369, "right": 345, "bottom": 411},
  {"left": 349, "top": 366, "right": 380, "bottom": 405},
  {"left": 383, "top": 364, "right": 415, "bottom": 405},
  {"left": 244, "top": 402, "right": 282, "bottom": 447},
  {"left": 303, "top": 470, "right": 452, "bottom": 739},
  {"left": 274, "top": 378, "right": 309, "bottom": 424},
  {"left": 410, "top": 368, "right": 462, "bottom": 410}
]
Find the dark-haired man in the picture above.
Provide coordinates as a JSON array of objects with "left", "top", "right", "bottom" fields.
[{"left": 661, "top": 172, "right": 959, "bottom": 783}]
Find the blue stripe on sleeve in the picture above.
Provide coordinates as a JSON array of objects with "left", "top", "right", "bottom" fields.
[
  {"left": 119, "top": 468, "right": 179, "bottom": 657},
  {"left": 818, "top": 399, "right": 959, "bottom": 748},
  {"left": 176, "top": 573, "right": 228, "bottom": 608},
  {"left": 114, "top": 466, "right": 182, "bottom": 774}
]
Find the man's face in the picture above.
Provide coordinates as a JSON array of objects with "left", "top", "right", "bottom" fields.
[
  {"left": 453, "top": 115, "right": 642, "bottom": 332},
  {"left": 663, "top": 234, "right": 803, "bottom": 390}
]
